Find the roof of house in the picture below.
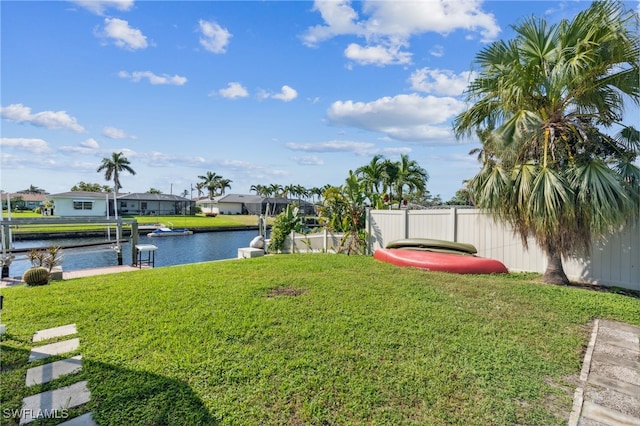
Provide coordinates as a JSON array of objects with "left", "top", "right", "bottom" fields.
[
  {"left": 8, "top": 193, "right": 47, "bottom": 202},
  {"left": 48, "top": 192, "right": 191, "bottom": 201},
  {"left": 48, "top": 191, "right": 111, "bottom": 199},
  {"left": 218, "top": 194, "right": 264, "bottom": 204},
  {"left": 119, "top": 193, "right": 191, "bottom": 201},
  {"left": 197, "top": 194, "right": 312, "bottom": 206}
]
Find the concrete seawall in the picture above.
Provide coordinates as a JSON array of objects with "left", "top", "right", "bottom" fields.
[{"left": 12, "top": 226, "right": 261, "bottom": 241}]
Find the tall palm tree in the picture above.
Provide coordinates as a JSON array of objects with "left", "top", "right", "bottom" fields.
[
  {"left": 217, "top": 178, "right": 233, "bottom": 196},
  {"left": 198, "top": 171, "right": 221, "bottom": 199},
  {"left": 381, "top": 159, "right": 399, "bottom": 205},
  {"left": 454, "top": 1, "right": 640, "bottom": 284},
  {"left": 356, "top": 154, "right": 386, "bottom": 194},
  {"left": 96, "top": 152, "right": 136, "bottom": 194},
  {"left": 393, "top": 154, "right": 429, "bottom": 207},
  {"left": 195, "top": 182, "right": 205, "bottom": 198}
]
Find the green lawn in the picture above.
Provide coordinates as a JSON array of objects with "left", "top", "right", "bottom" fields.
[
  {"left": 5, "top": 212, "right": 266, "bottom": 234},
  {"left": 1, "top": 254, "right": 639, "bottom": 425}
]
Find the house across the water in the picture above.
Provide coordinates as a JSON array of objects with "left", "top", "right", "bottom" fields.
[
  {"left": 47, "top": 192, "right": 195, "bottom": 217},
  {"left": 197, "top": 194, "right": 315, "bottom": 216}
]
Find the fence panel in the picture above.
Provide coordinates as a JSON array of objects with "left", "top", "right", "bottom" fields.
[
  {"left": 367, "top": 208, "right": 639, "bottom": 290},
  {"left": 282, "top": 229, "right": 344, "bottom": 254},
  {"left": 407, "top": 210, "right": 453, "bottom": 241}
]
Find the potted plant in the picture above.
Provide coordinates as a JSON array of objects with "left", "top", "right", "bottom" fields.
[{"left": 22, "top": 246, "right": 63, "bottom": 286}]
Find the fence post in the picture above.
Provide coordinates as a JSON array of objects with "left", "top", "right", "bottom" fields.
[
  {"left": 450, "top": 207, "right": 458, "bottom": 242},
  {"left": 365, "top": 207, "right": 371, "bottom": 255},
  {"left": 324, "top": 228, "right": 328, "bottom": 253},
  {"left": 404, "top": 209, "right": 409, "bottom": 239}
]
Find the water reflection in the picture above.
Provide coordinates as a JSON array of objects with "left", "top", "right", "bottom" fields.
[{"left": 8, "top": 230, "right": 260, "bottom": 278}]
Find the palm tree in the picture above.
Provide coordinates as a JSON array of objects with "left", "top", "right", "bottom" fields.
[
  {"left": 96, "top": 152, "right": 136, "bottom": 194},
  {"left": 381, "top": 159, "right": 399, "bottom": 205},
  {"left": 198, "top": 171, "right": 221, "bottom": 199},
  {"left": 217, "top": 178, "right": 233, "bottom": 196},
  {"left": 356, "top": 154, "right": 386, "bottom": 194},
  {"left": 18, "top": 185, "right": 46, "bottom": 194},
  {"left": 393, "top": 154, "right": 429, "bottom": 207},
  {"left": 454, "top": 1, "right": 639, "bottom": 284},
  {"left": 319, "top": 171, "right": 367, "bottom": 254},
  {"left": 195, "top": 182, "right": 205, "bottom": 198}
]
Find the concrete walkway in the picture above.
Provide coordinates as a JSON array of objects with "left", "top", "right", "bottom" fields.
[
  {"left": 21, "top": 324, "right": 96, "bottom": 425},
  {"left": 1, "top": 265, "right": 147, "bottom": 287},
  {"left": 569, "top": 319, "right": 640, "bottom": 426}
]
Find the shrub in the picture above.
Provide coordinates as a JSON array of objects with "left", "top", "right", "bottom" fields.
[
  {"left": 23, "top": 267, "right": 50, "bottom": 286},
  {"left": 28, "top": 246, "right": 63, "bottom": 272},
  {"left": 267, "top": 205, "right": 301, "bottom": 253}
]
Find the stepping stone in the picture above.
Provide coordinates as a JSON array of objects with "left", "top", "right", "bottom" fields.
[
  {"left": 20, "top": 380, "right": 91, "bottom": 424},
  {"left": 28, "top": 338, "right": 80, "bottom": 362},
  {"left": 25, "top": 356, "right": 82, "bottom": 386},
  {"left": 33, "top": 324, "right": 77, "bottom": 342},
  {"left": 58, "top": 412, "right": 97, "bottom": 426}
]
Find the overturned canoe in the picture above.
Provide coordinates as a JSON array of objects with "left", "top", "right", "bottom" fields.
[
  {"left": 374, "top": 248, "right": 508, "bottom": 275},
  {"left": 385, "top": 238, "right": 477, "bottom": 255}
]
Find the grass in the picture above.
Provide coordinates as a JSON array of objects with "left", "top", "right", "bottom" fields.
[
  {"left": 5, "top": 212, "right": 266, "bottom": 234},
  {"left": 1, "top": 254, "right": 639, "bottom": 425}
]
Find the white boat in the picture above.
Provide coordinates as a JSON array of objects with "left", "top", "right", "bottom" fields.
[{"left": 147, "top": 227, "right": 193, "bottom": 237}]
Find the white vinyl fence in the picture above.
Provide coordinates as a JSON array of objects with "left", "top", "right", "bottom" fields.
[
  {"left": 366, "top": 208, "right": 639, "bottom": 291},
  {"left": 281, "top": 229, "right": 346, "bottom": 254}
]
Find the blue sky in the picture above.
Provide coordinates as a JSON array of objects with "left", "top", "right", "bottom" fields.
[{"left": 2, "top": 0, "right": 639, "bottom": 201}]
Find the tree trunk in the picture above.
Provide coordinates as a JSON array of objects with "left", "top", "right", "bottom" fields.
[{"left": 543, "top": 248, "right": 570, "bottom": 285}]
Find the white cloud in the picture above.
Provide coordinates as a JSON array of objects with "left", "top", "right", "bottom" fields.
[
  {"left": 271, "top": 85, "right": 298, "bottom": 102},
  {"left": 217, "top": 82, "right": 249, "bottom": 99},
  {"left": 70, "top": 0, "right": 134, "bottom": 16},
  {"left": 303, "top": 0, "right": 500, "bottom": 66},
  {"left": 259, "top": 85, "right": 298, "bottom": 102},
  {"left": 102, "top": 126, "right": 137, "bottom": 139},
  {"left": 326, "top": 94, "right": 466, "bottom": 142},
  {"left": 99, "top": 18, "right": 148, "bottom": 50},
  {"left": 302, "top": 1, "right": 362, "bottom": 46},
  {"left": 285, "top": 140, "right": 414, "bottom": 157},
  {"left": 292, "top": 155, "right": 324, "bottom": 166},
  {"left": 118, "top": 70, "right": 187, "bottom": 85},
  {"left": 429, "top": 45, "right": 445, "bottom": 57},
  {"left": 0, "top": 137, "right": 51, "bottom": 154},
  {"left": 0, "top": 104, "right": 85, "bottom": 132},
  {"left": 59, "top": 138, "right": 101, "bottom": 154},
  {"left": 344, "top": 42, "right": 411, "bottom": 66},
  {"left": 409, "top": 68, "right": 477, "bottom": 96},
  {"left": 285, "top": 140, "right": 377, "bottom": 156},
  {"left": 81, "top": 138, "right": 100, "bottom": 149},
  {"left": 198, "top": 20, "right": 231, "bottom": 54},
  {"left": 359, "top": 1, "right": 500, "bottom": 42}
]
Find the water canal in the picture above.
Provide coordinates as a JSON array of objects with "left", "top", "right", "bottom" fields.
[{"left": 7, "top": 229, "right": 261, "bottom": 278}]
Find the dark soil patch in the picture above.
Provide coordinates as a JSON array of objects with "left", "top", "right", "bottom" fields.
[{"left": 267, "top": 287, "right": 308, "bottom": 298}]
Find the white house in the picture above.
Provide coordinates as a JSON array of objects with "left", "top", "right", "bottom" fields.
[
  {"left": 47, "top": 191, "right": 111, "bottom": 217},
  {"left": 48, "top": 192, "right": 194, "bottom": 217},
  {"left": 196, "top": 194, "right": 315, "bottom": 216}
]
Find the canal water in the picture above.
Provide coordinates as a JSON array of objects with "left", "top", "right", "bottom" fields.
[{"left": 7, "top": 229, "right": 261, "bottom": 278}]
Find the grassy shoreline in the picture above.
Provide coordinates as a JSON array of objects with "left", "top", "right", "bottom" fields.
[
  {"left": 1, "top": 254, "right": 639, "bottom": 425},
  {"left": 3, "top": 213, "right": 268, "bottom": 236}
]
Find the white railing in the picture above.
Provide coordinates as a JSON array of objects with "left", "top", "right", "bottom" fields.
[{"left": 366, "top": 208, "right": 639, "bottom": 291}]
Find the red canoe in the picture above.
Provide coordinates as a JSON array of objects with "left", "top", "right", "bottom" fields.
[{"left": 374, "top": 248, "right": 508, "bottom": 275}]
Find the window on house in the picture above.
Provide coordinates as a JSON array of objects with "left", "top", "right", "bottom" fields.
[
  {"left": 120, "top": 201, "right": 127, "bottom": 208},
  {"left": 141, "top": 202, "right": 147, "bottom": 210},
  {"left": 73, "top": 201, "right": 94, "bottom": 210}
]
